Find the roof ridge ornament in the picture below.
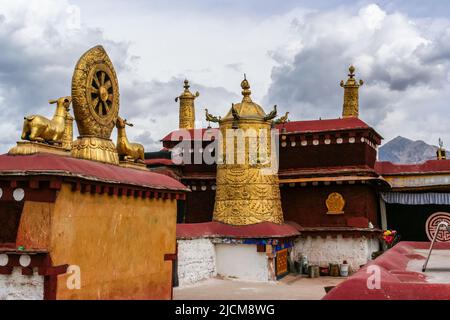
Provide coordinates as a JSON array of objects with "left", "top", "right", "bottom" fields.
[{"left": 340, "top": 65, "right": 364, "bottom": 118}]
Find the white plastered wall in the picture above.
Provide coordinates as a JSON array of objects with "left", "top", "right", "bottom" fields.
[
  {"left": 177, "top": 239, "right": 217, "bottom": 286},
  {"left": 215, "top": 244, "right": 269, "bottom": 282},
  {"left": 291, "top": 235, "right": 380, "bottom": 272},
  {"left": 0, "top": 267, "right": 44, "bottom": 300}
]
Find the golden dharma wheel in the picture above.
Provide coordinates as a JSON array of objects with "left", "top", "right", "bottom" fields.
[{"left": 71, "top": 45, "right": 119, "bottom": 139}]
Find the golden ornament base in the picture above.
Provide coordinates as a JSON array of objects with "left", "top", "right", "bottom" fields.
[
  {"left": 71, "top": 136, "right": 119, "bottom": 165},
  {"left": 119, "top": 160, "right": 148, "bottom": 171},
  {"left": 326, "top": 211, "right": 344, "bottom": 215},
  {"left": 8, "top": 141, "right": 69, "bottom": 157}
]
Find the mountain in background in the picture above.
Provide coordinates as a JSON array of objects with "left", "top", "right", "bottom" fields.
[{"left": 378, "top": 136, "right": 439, "bottom": 164}]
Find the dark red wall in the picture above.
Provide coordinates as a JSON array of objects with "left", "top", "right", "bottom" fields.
[
  {"left": 184, "top": 189, "right": 215, "bottom": 223},
  {"left": 280, "top": 143, "right": 377, "bottom": 170},
  {"left": 281, "top": 184, "right": 380, "bottom": 228}
]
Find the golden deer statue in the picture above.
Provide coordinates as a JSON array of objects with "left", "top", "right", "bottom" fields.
[
  {"left": 21, "top": 97, "right": 71, "bottom": 144},
  {"left": 116, "top": 117, "right": 145, "bottom": 163}
]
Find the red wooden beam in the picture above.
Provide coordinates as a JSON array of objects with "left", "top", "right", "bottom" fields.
[
  {"left": 29, "top": 180, "right": 40, "bottom": 189},
  {"left": 0, "top": 266, "right": 13, "bottom": 275},
  {"left": 38, "top": 264, "right": 69, "bottom": 276},
  {"left": 164, "top": 253, "right": 177, "bottom": 261}
]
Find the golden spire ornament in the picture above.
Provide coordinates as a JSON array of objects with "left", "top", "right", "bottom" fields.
[
  {"left": 340, "top": 65, "right": 364, "bottom": 118},
  {"left": 176, "top": 79, "right": 199, "bottom": 129},
  {"left": 437, "top": 138, "right": 446, "bottom": 160},
  {"left": 212, "top": 76, "right": 284, "bottom": 226}
]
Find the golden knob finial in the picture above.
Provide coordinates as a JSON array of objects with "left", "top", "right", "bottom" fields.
[
  {"left": 349, "top": 65, "right": 356, "bottom": 78},
  {"left": 241, "top": 74, "right": 252, "bottom": 102},
  {"left": 184, "top": 79, "right": 190, "bottom": 91}
]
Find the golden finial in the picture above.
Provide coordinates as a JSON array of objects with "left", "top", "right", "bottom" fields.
[
  {"left": 176, "top": 79, "right": 199, "bottom": 129},
  {"left": 437, "top": 138, "right": 446, "bottom": 160},
  {"left": 241, "top": 74, "right": 252, "bottom": 102},
  {"left": 341, "top": 65, "right": 363, "bottom": 118}
]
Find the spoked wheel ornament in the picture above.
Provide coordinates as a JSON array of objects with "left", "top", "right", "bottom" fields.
[{"left": 72, "top": 45, "right": 119, "bottom": 139}]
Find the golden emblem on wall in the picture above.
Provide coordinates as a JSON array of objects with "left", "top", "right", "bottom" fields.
[
  {"left": 71, "top": 45, "right": 120, "bottom": 164},
  {"left": 326, "top": 192, "right": 345, "bottom": 215}
]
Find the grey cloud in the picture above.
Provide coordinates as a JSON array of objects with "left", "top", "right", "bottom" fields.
[
  {"left": 118, "top": 77, "right": 238, "bottom": 150},
  {"left": 133, "top": 130, "right": 160, "bottom": 151},
  {"left": 264, "top": 4, "right": 450, "bottom": 143},
  {"left": 225, "top": 63, "right": 243, "bottom": 72},
  {"left": 0, "top": 3, "right": 131, "bottom": 153},
  {"left": 0, "top": 1, "right": 238, "bottom": 153}
]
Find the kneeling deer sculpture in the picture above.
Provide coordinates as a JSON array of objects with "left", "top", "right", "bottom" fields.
[
  {"left": 116, "top": 117, "right": 145, "bottom": 163},
  {"left": 21, "top": 97, "right": 71, "bottom": 144}
]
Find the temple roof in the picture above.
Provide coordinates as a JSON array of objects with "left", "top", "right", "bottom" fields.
[
  {"left": 162, "top": 128, "right": 219, "bottom": 142},
  {"left": 376, "top": 160, "right": 450, "bottom": 175},
  {"left": 0, "top": 153, "right": 188, "bottom": 192},
  {"left": 278, "top": 117, "right": 381, "bottom": 137},
  {"left": 162, "top": 117, "right": 382, "bottom": 142}
]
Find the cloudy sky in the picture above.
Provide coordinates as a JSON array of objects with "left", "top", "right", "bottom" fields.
[{"left": 1, "top": 0, "right": 450, "bottom": 153}]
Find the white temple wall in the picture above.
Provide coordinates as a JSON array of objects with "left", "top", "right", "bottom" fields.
[
  {"left": 291, "top": 235, "right": 380, "bottom": 273},
  {"left": 0, "top": 267, "right": 44, "bottom": 300},
  {"left": 215, "top": 244, "right": 269, "bottom": 282},
  {"left": 177, "top": 239, "right": 217, "bottom": 286}
]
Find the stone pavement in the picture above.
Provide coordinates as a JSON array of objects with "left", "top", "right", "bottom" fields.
[{"left": 174, "top": 274, "right": 347, "bottom": 300}]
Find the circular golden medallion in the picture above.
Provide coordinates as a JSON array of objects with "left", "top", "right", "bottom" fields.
[{"left": 72, "top": 45, "right": 119, "bottom": 139}]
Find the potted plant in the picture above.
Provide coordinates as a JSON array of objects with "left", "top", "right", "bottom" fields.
[
  {"left": 340, "top": 260, "right": 349, "bottom": 277},
  {"left": 382, "top": 229, "right": 400, "bottom": 249},
  {"left": 371, "top": 230, "right": 401, "bottom": 260}
]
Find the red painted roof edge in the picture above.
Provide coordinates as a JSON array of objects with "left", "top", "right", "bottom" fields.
[
  {"left": 162, "top": 128, "right": 219, "bottom": 142},
  {"left": 0, "top": 154, "right": 188, "bottom": 192},
  {"left": 324, "top": 241, "right": 450, "bottom": 300},
  {"left": 176, "top": 221, "right": 302, "bottom": 239},
  {"left": 277, "top": 118, "right": 383, "bottom": 140},
  {"left": 161, "top": 118, "right": 383, "bottom": 142},
  {"left": 376, "top": 160, "right": 450, "bottom": 175},
  {"left": 144, "top": 158, "right": 174, "bottom": 166}
]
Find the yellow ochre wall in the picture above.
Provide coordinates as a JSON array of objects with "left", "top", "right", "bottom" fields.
[{"left": 48, "top": 183, "right": 177, "bottom": 300}]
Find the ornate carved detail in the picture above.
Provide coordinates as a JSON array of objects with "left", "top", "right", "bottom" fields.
[
  {"left": 205, "top": 109, "right": 221, "bottom": 123},
  {"left": 273, "top": 112, "right": 289, "bottom": 125},
  {"left": 62, "top": 111, "right": 74, "bottom": 151},
  {"left": 72, "top": 45, "right": 120, "bottom": 139},
  {"left": 425, "top": 212, "right": 450, "bottom": 242},
  {"left": 264, "top": 105, "right": 277, "bottom": 121},
  {"left": 71, "top": 45, "right": 120, "bottom": 164},
  {"left": 71, "top": 136, "right": 119, "bottom": 165},
  {"left": 212, "top": 76, "right": 284, "bottom": 226},
  {"left": 341, "top": 65, "right": 363, "bottom": 118},
  {"left": 326, "top": 192, "right": 345, "bottom": 215}
]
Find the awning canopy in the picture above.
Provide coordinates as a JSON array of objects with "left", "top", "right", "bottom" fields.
[{"left": 381, "top": 192, "right": 450, "bottom": 205}]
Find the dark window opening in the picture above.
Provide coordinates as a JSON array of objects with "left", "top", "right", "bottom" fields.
[{"left": 0, "top": 201, "right": 24, "bottom": 244}]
